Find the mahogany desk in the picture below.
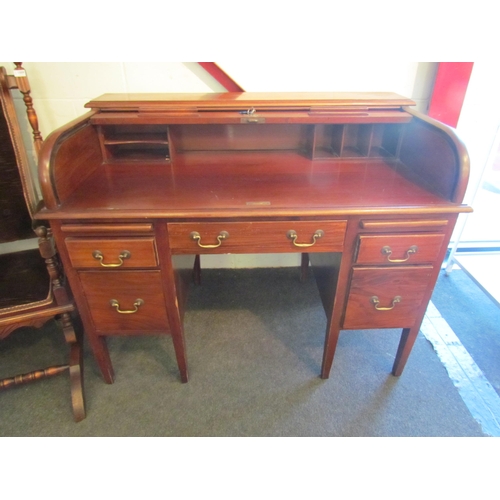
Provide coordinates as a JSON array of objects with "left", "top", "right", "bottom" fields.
[{"left": 36, "top": 92, "right": 471, "bottom": 385}]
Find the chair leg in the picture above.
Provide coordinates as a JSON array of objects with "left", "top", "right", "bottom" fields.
[
  {"left": 0, "top": 365, "right": 68, "bottom": 390},
  {"left": 60, "top": 312, "right": 86, "bottom": 421},
  {"left": 0, "top": 314, "right": 86, "bottom": 421},
  {"left": 69, "top": 341, "right": 85, "bottom": 422}
]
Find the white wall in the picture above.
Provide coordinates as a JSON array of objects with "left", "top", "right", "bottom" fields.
[{"left": 0, "top": 61, "right": 437, "bottom": 267}]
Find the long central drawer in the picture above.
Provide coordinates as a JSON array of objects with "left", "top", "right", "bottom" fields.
[{"left": 167, "top": 220, "right": 347, "bottom": 254}]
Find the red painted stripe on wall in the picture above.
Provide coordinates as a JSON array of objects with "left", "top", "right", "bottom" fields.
[
  {"left": 198, "top": 63, "right": 245, "bottom": 92},
  {"left": 428, "top": 62, "right": 474, "bottom": 128}
]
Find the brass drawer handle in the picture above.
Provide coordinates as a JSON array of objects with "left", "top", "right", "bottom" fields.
[
  {"left": 371, "top": 295, "right": 401, "bottom": 311},
  {"left": 287, "top": 229, "right": 324, "bottom": 248},
  {"left": 190, "top": 231, "right": 229, "bottom": 249},
  {"left": 92, "top": 250, "right": 131, "bottom": 267},
  {"left": 381, "top": 245, "right": 418, "bottom": 263},
  {"left": 110, "top": 298, "right": 144, "bottom": 314}
]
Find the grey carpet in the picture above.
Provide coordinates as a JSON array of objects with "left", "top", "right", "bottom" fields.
[
  {"left": 431, "top": 268, "right": 500, "bottom": 397},
  {"left": 0, "top": 268, "right": 485, "bottom": 436}
]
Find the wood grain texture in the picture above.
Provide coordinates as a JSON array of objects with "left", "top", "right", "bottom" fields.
[{"left": 167, "top": 220, "right": 347, "bottom": 254}]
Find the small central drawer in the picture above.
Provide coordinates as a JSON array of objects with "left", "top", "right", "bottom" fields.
[
  {"left": 356, "top": 233, "right": 445, "bottom": 265},
  {"left": 343, "top": 266, "right": 433, "bottom": 329},
  {"left": 79, "top": 271, "right": 169, "bottom": 333},
  {"left": 167, "top": 220, "right": 347, "bottom": 254},
  {"left": 66, "top": 237, "right": 158, "bottom": 269}
]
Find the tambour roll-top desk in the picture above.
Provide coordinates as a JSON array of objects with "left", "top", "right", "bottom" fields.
[{"left": 36, "top": 92, "right": 471, "bottom": 385}]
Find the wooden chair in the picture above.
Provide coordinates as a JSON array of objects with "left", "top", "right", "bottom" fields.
[{"left": 0, "top": 64, "right": 85, "bottom": 421}]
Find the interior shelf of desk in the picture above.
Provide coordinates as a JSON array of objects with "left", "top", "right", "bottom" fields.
[
  {"left": 98, "top": 124, "right": 171, "bottom": 162},
  {"left": 95, "top": 122, "right": 404, "bottom": 164}
]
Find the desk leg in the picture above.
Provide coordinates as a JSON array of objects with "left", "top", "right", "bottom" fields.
[
  {"left": 157, "top": 225, "right": 190, "bottom": 383},
  {"left": 171, "top": 333, "right": 188, "bottom": 383},
  {"left": 88, "top": 334, "right": 114, "bottom": 384},
  {"left": 193, "top": 255, "right": 201, "bottom": 285},
  {"left": 320, "top": 322, "right": 341, "bottom": 379},
  {"left": 392, "top": 325, "right": 419, "bottom": 376},
  {"left": 300, "top": 253, "right": 309, "bottom": 282},
  {"left": 310, "top": 250, "right": 349, "bottom": 380}
]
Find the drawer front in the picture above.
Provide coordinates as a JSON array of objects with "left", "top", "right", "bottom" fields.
[
  {"left": 356, "top": 233, "right": 445, "bottom": 265},
  {"left": 343, "top": 266, "right": 433, "bottom": 329},
  {"left": 168, "top": 220, "right": 347, "bottom": 254},
  {"left": 79, "top": 271, "right": 169, "bottom": 333},
  {"left": 66, "top": 238, "right": 158, "bottom": 269}
]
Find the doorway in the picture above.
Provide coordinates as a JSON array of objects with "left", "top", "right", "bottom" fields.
[{"left": 446, "top": 63, "right": 500, "bottom": 305}]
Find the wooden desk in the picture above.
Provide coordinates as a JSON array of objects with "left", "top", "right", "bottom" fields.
[{"left": 36, "top": 92, "right": 471, "bottom": 384}]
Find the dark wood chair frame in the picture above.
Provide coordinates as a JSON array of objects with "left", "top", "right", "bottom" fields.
[{"left": 0, "top": 64, "right": 85, "bottom": 422}]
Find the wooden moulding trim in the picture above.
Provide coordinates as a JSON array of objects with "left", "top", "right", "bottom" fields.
[
  {"left": 36, "top": 205, "right": 473, "bottom": 221},
  {"left": 84, "top": 92, "right": 416, "bottom": 112},
  {"left": 89, "top": 110, "right": 413, "bottom": 126},
  {"left": 359, "top": 219, "right": 449, "bottom": 229},
  {"left": 60, "top": 223, "right": 154, "bottom": 233}
]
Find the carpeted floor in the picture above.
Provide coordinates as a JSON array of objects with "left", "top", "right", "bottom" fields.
[
  {"left": 431, "top": 268, "right": 500, "bottom": 398},
  {"left": 0, "top": 267, "right": 491, "bottom": 436}
]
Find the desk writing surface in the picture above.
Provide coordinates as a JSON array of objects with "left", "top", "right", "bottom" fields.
[{"left": 47, "top": 154, "right": 455, "bottom": 219}]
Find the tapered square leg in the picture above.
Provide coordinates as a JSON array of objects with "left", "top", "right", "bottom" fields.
[
  {"left": 321, "top": 324, "right": 341, "bottom": 379},
  {"left": 392, "top": 326, "right": 419, "bottom": 376}
]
